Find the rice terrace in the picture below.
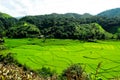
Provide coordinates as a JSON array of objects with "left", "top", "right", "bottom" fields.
[
  {"left": 2, "top": 38, "right": 120, "bottom": 79},
  {"left": 1, "top": 4, "right": 120, "bottom": 79}
]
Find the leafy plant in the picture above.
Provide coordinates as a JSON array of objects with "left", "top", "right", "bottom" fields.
[
  {"left": 61, "top": 64, "right": 90, "bottom": 80},
  {"left": 37, "top": 67, "right": 57, "bottom": 79}
]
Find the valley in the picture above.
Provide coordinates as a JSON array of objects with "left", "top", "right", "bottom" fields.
[{"left": 3, "top": 38, "right": 120, "bottom": 79}]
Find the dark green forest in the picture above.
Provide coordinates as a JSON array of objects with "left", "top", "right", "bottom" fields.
[{"left": 1, "top": 8, "right": 120, "bottom": 40}]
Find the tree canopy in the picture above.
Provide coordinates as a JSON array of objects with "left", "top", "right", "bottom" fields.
[
  {"left": 7, "top": 22, "right": 40, "bottom": 38},
  {"left": 0, "top": 10, "right": 120, "bottom": 40}
]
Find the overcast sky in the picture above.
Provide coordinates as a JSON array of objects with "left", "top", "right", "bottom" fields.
[{"left": 0, "top": 0, "right": 120, "bottom": 17}]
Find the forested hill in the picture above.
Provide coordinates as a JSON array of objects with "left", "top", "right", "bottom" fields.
[
  {"left": 19, "top": 13, "right": 120, "bottom": 35},
  {"left": 1, "top": 8, "right": 120, "bottom": 40},
  {"left": 64, "top": 13, "right": 93, "bottom": 18},
  {"left": 97, "top": 8, "right": 120, "bottom": 18},
  {"left": 30, "top": 13, "right": 93, "bottom": 19},
  {"left": 0, "top": 12, "right": 17, "bottom": 36}
]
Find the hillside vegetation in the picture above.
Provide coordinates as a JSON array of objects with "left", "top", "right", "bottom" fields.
[
  {"left": 0, "top": 8, "right": 120, "bottom": 39},
  {"left": 98, "top": 8, "right": 120, "bottom": 18},
  {"left": 7, "top": 22, "right": 40, "bottom": 38},
  {"left": 0, "top": 12, "right": 17, "bottom": 36}
]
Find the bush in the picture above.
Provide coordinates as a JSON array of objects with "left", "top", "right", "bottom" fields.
[
  {"left": 0, "top": 53, "right": 15, "bottom": 64},
  {"left": 37, "top": 67, "right": 57, "bottom": 79},
  {"left": 60, "top": 64, "right": 90, "bottom": 80}
]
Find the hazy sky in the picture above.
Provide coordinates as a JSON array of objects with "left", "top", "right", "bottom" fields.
[{"left": 0, "top": 0, "right": 120, "bottom": 17}]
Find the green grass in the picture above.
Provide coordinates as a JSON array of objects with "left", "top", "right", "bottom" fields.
[{"left": 3, "top": 38, "right": 120, "bottom": 79}]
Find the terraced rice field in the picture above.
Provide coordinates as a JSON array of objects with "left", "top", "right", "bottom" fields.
[{"left": 4, "top": 38, "right": 120, "bottom": 79}]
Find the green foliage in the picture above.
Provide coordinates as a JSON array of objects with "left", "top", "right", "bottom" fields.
[
  {"left": 0, "top": 10, "right": 120, "bottom": 39},
  {"left": 98, "top": 8, "right": 120, "bottom": 18},
  {"left": 81, "top": 13, "right": 93, "bottom": 18},
  {"left": 73, "top": 23, "right": 112, "bottom": 40},
  {"left": 0, "top": 53, "right": 14, "bottom": 64},
  {"left": 0, "top": 20, "right": 5, "bottom": 35},
  {"left": 39, "top": 22, "right": 113, "bottom": 40},
  {"left": 7, "top": 22, "right": 40, "bottom": 38},
  {"left": 37, "top": 67, "right": 56, "bottom": 78},
  {"left": 19, "top": 13, "right": 117, "bottom": 40},
  {"left": 95, "top": 17, "right": 120, "bottom": 34},
  {"left": 61, "top": 64, "right": 89, "bottom": 80},
  {"left": 0, "top": 12, "right": 17, "bottom": 37}
]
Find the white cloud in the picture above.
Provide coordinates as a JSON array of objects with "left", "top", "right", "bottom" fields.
[{"left": 0, "top": 0, "right": 120, "bottom": 17}]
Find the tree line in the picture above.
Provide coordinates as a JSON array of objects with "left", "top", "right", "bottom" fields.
[{"left": 1, "top": 13, "right": 120, "bottom": 40}]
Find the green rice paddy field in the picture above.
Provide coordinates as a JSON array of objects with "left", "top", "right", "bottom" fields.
[{"left": 3, "top": 38, "right": 120, "bottom": 79}]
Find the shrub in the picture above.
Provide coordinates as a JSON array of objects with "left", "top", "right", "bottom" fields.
[
  {"left": 0, "top": 53, "right": 15, "bottom": 64},
  {"left": 61, "top": 64, "right": 90, "bottom": 80},
  {"left": 37, "top": 67, "right": 57, "bottom": 79}
]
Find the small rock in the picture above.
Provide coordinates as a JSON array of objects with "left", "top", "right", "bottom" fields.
[
  {"left": 0, "top": 71, "right": 2, "bottom": 74},
  {"left": 0, "top": 63, "right": 3, "bottom": 69}
]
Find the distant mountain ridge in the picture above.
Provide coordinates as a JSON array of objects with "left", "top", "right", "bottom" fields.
[
  {"left": 97, "top": 8, "right": 120, "bottom": 18},
  {"left": 1, "top": 7, "right": 120, "bottom": 38},
  {"left": 1, "top": 8, "right": 120, "bottom": 19},
  {"left": 41, "top": 13, "right": 93, "bottom": 19}
]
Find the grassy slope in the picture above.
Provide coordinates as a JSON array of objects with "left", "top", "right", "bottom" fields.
[{"left": 4, "top": 38, "right": 120, "bottom": 79}]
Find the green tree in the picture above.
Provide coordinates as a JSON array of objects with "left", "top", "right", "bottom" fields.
[{"left": 7, "top": 22, "right": 40, "bottom": 38}]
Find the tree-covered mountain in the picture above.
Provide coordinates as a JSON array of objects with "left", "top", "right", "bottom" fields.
[
  {"left": 64, "top": 13, "right": 82, "bottom": 18},
  {"left": 28, "top": 13, "right": 92, "bottom": 19},
  {"left": 1, "top": 8, "right": 120, "bottom": 39},
  {"left": 80, "top": 13, "right": 93, "bottom": 18},
  {"left": 7, "top": 22, "right": 40, "bottom": 38},
  {"left": 0, "top": 12, "right": 18, "bottom": 36},
  {"left": 64, "top": 13, "right": 93, "bottom": 18},
  {"left": 19, "top": 14, "right": 113, "bottom": 39},
  {"left": 97, "top": 8, "right": 120, "bottom": 18}
]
